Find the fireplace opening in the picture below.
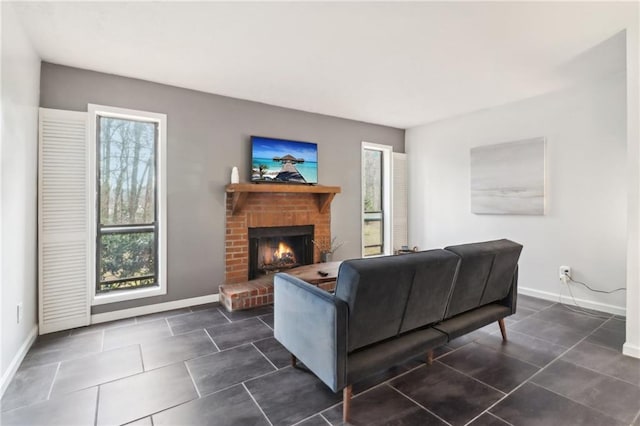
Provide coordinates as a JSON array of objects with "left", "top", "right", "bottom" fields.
[{"left": 248, "top": 225, "right": 314, "bottom": 279}]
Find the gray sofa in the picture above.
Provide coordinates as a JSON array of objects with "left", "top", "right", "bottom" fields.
[{"left": 273, "top": 239, "right": 523, "bottom": 422}]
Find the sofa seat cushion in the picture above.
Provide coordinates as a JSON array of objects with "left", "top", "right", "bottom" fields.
[
  {"left": 346, "top": 327, "right": 447, "bottom": 386},
  {"left": 433, "top": 303, "right": 511, "bottom": 340}
]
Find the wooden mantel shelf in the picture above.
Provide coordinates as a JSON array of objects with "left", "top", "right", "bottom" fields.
[{"left": 226, "top": 183, "right": 341, "bottom": 215}]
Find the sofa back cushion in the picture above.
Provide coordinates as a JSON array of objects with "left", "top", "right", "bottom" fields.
[
  {"left": 334, "top": 249, "right": 458, "bottom": 352},
  {"left": 443, "top": 239, "right": 522, "bottom": 318},
  {"left": 399, "top": 250, "right": 460, "bottom": 333}
]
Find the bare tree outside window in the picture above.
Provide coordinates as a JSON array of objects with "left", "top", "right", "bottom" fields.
[{"left": 97, "top": 117, "right": 158, "bottom": 293}]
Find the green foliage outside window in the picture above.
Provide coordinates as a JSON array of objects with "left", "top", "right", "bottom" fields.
[{"left": 99, "top": 232, "right": 155, "bottom": 292}]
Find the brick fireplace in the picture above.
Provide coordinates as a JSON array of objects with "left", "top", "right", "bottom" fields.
[{"left": 224, "top": 183, "right": 341, "bottom": 284}]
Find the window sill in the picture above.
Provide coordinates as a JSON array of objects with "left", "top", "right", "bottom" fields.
[{"left": 92, "top": 285, "right": 166, "bottom": 306}]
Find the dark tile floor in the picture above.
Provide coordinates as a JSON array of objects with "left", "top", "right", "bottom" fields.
[{"left": 2, "top": 295, "right": 640, "bottom": 426}]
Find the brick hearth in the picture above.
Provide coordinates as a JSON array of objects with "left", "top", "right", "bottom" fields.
[{"left": 221, "top": 184, "right": 340, "bottom": 310}]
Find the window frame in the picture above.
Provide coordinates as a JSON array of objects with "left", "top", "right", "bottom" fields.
[
  {"left": 361, "top": 141, "right": 393, "bottom": 257},
  {"left": 89, "top": 104, "right": 167, "bottom": 305}
]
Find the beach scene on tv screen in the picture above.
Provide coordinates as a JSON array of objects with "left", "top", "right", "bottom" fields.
[{"left": 251, "top": 137, "right": 318, "bottom": 183}]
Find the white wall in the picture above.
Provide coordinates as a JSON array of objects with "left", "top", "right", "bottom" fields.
[
  {"left": 624, "top": 22, "right": 640, "bottom": 357},
  {"left": 1, "top": 3, "right": 41, "bottom": 393},
  {"left": 407, "top": 70, "right": 627, "bottom": 314}
]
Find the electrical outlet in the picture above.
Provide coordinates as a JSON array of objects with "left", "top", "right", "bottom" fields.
[
  {"left": 559, "top": 266, "right": 571, "bottom": 282},
  {"left": 17, "top": 303, "right": 23, "bottom": 324}
]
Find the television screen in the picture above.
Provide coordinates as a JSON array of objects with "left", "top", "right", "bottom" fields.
[{"left": 251, "top": 136, "right": 318, "bottom": 184}]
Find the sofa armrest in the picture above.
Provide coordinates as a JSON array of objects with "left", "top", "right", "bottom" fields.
[
  {"left": 274, "top": 273, "right": 348, "bottom": 392},
  {"left": 501, "top": 264, "right": 519, "bottom": 314}
]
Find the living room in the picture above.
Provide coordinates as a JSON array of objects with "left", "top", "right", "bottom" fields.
[{"left": 2, "top": 2, "right": 640, "bottom": 425}]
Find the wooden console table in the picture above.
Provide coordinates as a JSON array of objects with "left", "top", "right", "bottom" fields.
[{"left": 286, "top": 261, "right": 342, "bottom": 286}]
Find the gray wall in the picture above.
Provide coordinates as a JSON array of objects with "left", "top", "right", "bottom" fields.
[{"left": 39, "top": 63, "right": 404, "bottom": 314}]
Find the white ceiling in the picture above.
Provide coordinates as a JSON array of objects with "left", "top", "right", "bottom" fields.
[{"left": 10, "top": 1, "right": 637, "bottom": 129}]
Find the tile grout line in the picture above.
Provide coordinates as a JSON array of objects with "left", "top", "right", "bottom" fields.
[
  {"left": 196, "top": 365, "right": 285, "bottom": 401},
  {"left": 528, "top": 380, "right": 634, "bottom": 424},
  {"left": 183, "top": 361, "right": 201, "bottom": 398},
  {"left": 290, "top": 411, "right": 331, "bottom": 426},
  {"left": 239, "top": 364, "right": 286, "bottom": 384},
  {"left": 526, "top": 303, "right": 612, "bottom": 332},
  {"left": 177, "top": 343, "right": 249, "bottom": 366},
  {"left": 251, "top": 342, "right": 279, "bottom": 371},
  {"left": 203, "top": 328, "right": 221, "bottom": 352},
  {"left": 388, "top": 385, "right": 453, "bottom": 426},
  {"left": 580, "top": 336, "right": 626, "bottom": 353},
  {"left": 354, "top": 347, "right": 465, "bottom": 390},
  {"left": 508, "top": 322, "right": 585, "bottom": 349},
  {"left": 434, "top": 360, "right": 508, "bottom": 395},
  {"left": 471, "top": 337, "right": 565, "bottom": 370},
  {"left": 483, "top": 411, "right": 515, "bottom": 426},
  {"left": 241, "top": 382, "right": 274, "bottom": 426},
  {"left": 631, "top": 406, "right": 640, "bottom": 426},
  {"left": 476, "top": 411, "right": 514, "bottom": 426},
  {"left": 200, "top": 335, "right": 274, "bottom": 354},
  {"left": 257, "top": 315, "right": 273, "bottom": 330},
  {"left": 558, "top": 345, "right": 640, "bottom": 387},
  {"left": 165, "top": 318, "right": 174, "bottom": 336},
  {"left": 146, "top": 400, "right": 200, "bottom": 424},
  {"left": 463, "top": 407, "right": 514, "bottom": 426},
  {"left": 448, "top": 339, "right": 544, "bottom": 370},
  {"left": 93, "top": 386, "right": 100, "bottom": 426},
  {"left": 45, "top": 362, "right": 61, "bottom": 400},
  {"left": 311, "top": 364, "right": 444, "bottom": 421},
  {"left": 216, "top": 307, "right": 233, "bottom": 323},
  {"left": 252, "top": 335, "right": 277, "bottom": 345},
  {"left": 138, "top": 344, "right": 146, "bottom": 372},
  {"left": 318, "top": 413, "right": 332, "bottom": 425}
]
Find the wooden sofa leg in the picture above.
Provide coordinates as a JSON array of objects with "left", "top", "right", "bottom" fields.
[
  {"left": 498, "top": 318, "right": 507, "bottom": 342},
  {"left": 343, "top": 385, "right": 352, "bottom": 423},
  {"left": 427, "top": 349, "right": 434, "bottom": 365},
  {"left": 291, "top": 354, "right": 297, "bottom": 367}
]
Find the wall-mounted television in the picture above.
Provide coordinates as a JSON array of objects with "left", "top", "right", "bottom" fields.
[{"left": 251, "top": 136, "right": 318, "bottom": 184}]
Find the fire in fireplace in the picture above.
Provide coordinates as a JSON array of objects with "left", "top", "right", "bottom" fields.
[
  {"left": 248, "top": 225, "right": 314, "bottom": 279},
  {"left": 260, "top": 240, "right": 297, "bottom": 271}
]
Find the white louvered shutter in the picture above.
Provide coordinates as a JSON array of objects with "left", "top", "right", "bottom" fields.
[
  {"left": 392, "top": 153, "right": 408, "bottom": 251},
  {"left": 39, "top": 108, "right": 91, "bottom": 334}
]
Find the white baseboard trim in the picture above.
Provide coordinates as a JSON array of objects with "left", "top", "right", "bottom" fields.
[
  {"left": 91, "top": 294, "right": 219, "bottom": 324},
  {"left": 1, "top": 325, "right": 38, "bottom": 398},
  {"left": 623, "top": 342, "right": 640, "bottom": 359},
  {"left": 622, "top": 343, "right": 640, "bottom": 358},
  {"left": 519, "top": 286, "right": 626, "bottom": 316}
]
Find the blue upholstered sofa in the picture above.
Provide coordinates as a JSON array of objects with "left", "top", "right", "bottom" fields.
[{"left": 273, "top": 239, "right": 523, "bottom": 422}]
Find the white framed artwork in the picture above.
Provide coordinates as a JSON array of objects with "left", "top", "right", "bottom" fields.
[{"left": 470, "top": 137, "right": 546, "bottom": 215}]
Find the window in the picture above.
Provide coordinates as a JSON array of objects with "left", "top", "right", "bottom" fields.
[
  {"left": 362, "top": 142, "right": 392, "bottom": 257},
  {"left": 89, "top": 105, "right": 167, "bottom": 305}
]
